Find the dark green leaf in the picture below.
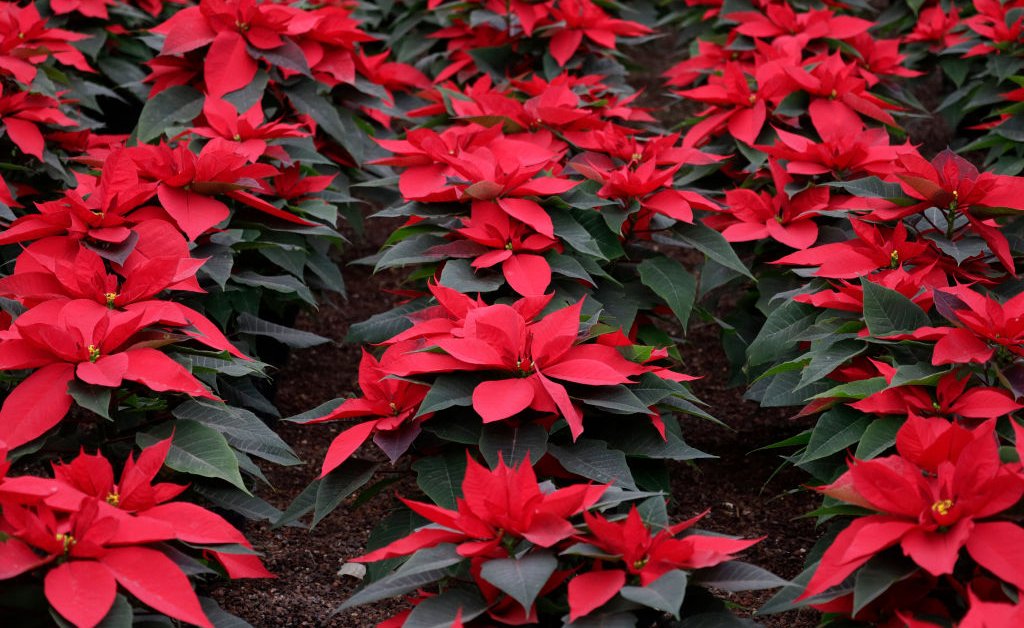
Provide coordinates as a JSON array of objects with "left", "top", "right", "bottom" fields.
[
  {"left": 135, "top": 85, "right": 204, "bottom": 143},
  {"left": 479, "top": 553, "right": 557, "bottom": 611},
  {"left": 412, "top": 451, "right": 466, "bottom": 510},
  {"left": 479, "top": 423, "right": 548, "bottom": 468},
  {"left": 313, "top": 459, "right": 378, "bottom": 527},
  {"left": 692, "top": 561, "right": 788, "bottom": 592},
  {"left": 137, "top": 420, "right": 248, "bottom": 493},
  {"left": 237, "top": 312, "right": 330, "bottom": 349},
  {"left": 854, "top": 417, "right": 901, "bottom": 460},
  {"left": 798, "top": 407, "right": 872, "bottom": 465},
  {"left": 861, "top": 278, "right": 931, "bottom": 336},
  {"left": 548, "top": 440, "right": 637, "bottom": 490},
  {"left": 620, "top": 570, "right": 687, "bottom": 618},
  {"left": 638, "top": 257, "right": 697, "bottom": 329}
]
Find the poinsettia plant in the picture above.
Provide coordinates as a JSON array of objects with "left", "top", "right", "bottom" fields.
[{"left": 336, "top": 454, "right": 781, "bottom": 626}]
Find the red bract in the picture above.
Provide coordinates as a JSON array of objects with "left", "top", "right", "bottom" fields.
[
  {"left": 132, "top": 142, "right": 313, "bottom": 240},
  {"left": 567, "top": 506, "right": 759, "bottom": 620},
  {"left": 571, "top": 153, "right": 717, "bottom": 226},
  {"left": 707, "top": 159, "right": 826, "bottom": 249},
  {"left": 387, "top": 127, "right": 575, "bottom": 237},
  {"left": 851, "top": 369, "right": 1022, "bottom": 420},
  {"left": 0, "top": 239, "right": 245, "bottom": 359},
  {"left": 50, "top": 0, "right": 116, "bottom": 19},
  {"left": 927, "top": 285, "right": 1024, "bottom": 365},
  {"left": 292, "top": 4, "right": 376, "bottom": 87},
  {"left": 964, "top": 0, "right": 1024, "bottom": 57},
  {"left": 0, "top": 299, "right": 217, "bottom": 449},
  {"left": 190, "top": 97, "right": 308, "bottom": 162},
  {"left": 774, "top": 219, "right": 932, "bottom": 279},
  {"left": 800, "top": 419, "right": 1024, "bottom": 599},
  {"left": 0, "top": 3, "right": 92, "bottom": 85},
  {"left": 905, "top": 6, "right": 965, "bottom": 50},
  {"left": 1, "top": 498, "right": 214, "bottom": 628},
  {"left": 305, "top": 343, "right": 431, "bottom": 476},
  {"left": 52, "top": 438, "right": 188, "bottom": 514},
  {"left": 389, "top": 299, "right": 648, "bottom": 438},
  {"left": 758, "top": 100, "right": 912, "bottom": 178},
  {"left": 726, "top": 4, "right": 871, "bottom": 46},
  {"left": 675, "top": 62, "right": 777, "bottom": 147},
  {"left": 783, "top": 53, "right": 901, "bottom": 127},
  {"left": 0, "top": 86, "right": 75, "bottom": 161},
  {"left": 152, "top": 0, "right": 298, "bottom": 97},
  {"left": 354, "top": 454, "right": 605, "bottom": 562},
  {"left": 385, "top": 281, "right": 552, "bottom": 346},
  {"left": 446, "top": 199, "right": 561, "bottom": 296},
  {"left": 796, "top": 265, "right": 945, "bottom": 317},
  {"left": 546, "top": 0, "right": 651, "bottom": 67}
]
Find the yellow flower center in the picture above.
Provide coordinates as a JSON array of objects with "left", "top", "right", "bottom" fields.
[
  {"left": 104, "top": 292, "right": 118, "bottom": 307},
  {"left": 388, "top": 402, "right": 398, "bottom": 415},
  {"left": 889, "top": 250, "right": 900, "bottom": 267},
  {"left": 632, "top": 557, "right": 649, "bottom": 570},
  {"left": 748, "top": 94, "right": 757, "bottom": 104},
  {"left": 56, "top": 533, "right": 76, "bottom": 554},
  {"left": 830, "top": 89, "right": 838, "bottom": 99},
  {"left": 932, "top": 499, "right": 954, "bottom": 517},
  {"left": 233, "top": 133, "right": 241, "bottom": 141},
  {"left": 630, "top": 152, "right": 643, "bottom": 162},
  {"left": 88, "top": 344, "right": 100, "bottom": 362},
  {"left": 106, "top": 492, "right": 120, "bottom": 507},
  {"left": 505, "top": 241, "right": 514, "bottom": 250}
]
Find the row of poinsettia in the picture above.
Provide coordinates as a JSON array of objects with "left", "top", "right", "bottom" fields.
[
  {"left": 0, "top": 0, "right": 441, "bottom": 625},
  {"left": 649, "top": 0, "right": 1024, "bottom": 625},
  {"left": 299, "top": 0, "right": 1024, "bottom": 626}
]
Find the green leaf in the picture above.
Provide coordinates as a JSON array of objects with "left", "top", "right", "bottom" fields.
[
  {"left": 346, "top": 299, "right": 427, "bottom": 345},
  {"left": 479, "top": 553, "right": 558, "bottom": 611},
  {"left": 232, "top": 271, "right": 315, "bottom": 306},
  {"left": 579, "top": 385, "right": 653, "bottom": 415},
  {"left": 852, "top": 554, "right": 918, "bottom": 615},
  {"left": 134, "top": 85, "right": 204, "bottom": 143},
  {"left": 692, "top": 561, "right": 788, "bottom": 592},
  {"left": 422, "top": 414, "right": 481, "bottom": 444},
  {"left": 340, "top": 545, "right": 463, "bottom": 610},
  {"left": 172, "top": 399, "right": 300, "bottom": 466},
  {"left": 796, "top": 339, "right": 866, "bottom": 390},
  {"left": 810, "top": 377, "right": 888, "bottom": 400},
  {"left": 236, "top": 312, "right": 330, "bottom": 349},
  {"left": 313, "top": 459, "right": 378, "bottom": 527},
  {"left": 67, "top": 381, "right": 111, "bottom": 420},
  {"left": 861, "top": 278, "right": 931, "bottom": 336},
  {"left": 669, "top": 223, "right": 753, "bottom": 279},
  {"left": 747, "top": 301, "right": 817, "bottom": 366},
  {"left": 798, "top": 407, "right": 872, "bottom": 465},
  {"left": 548, "top": 440, "right": 637, "bottom": 490},
  {"left": 638, "top": 256, "right": 697, "bottom": 329},
  {"left": 137, "top": 420, "right": 248, "bottom": 493},
  {"left": 615, "top": 427, "right": 713, "bottom": 461},
  {"left": 854, "top": 417, "right": 902, "bottom": 460},
  {"left": 404, "top": 588, "right": 488, "bottom": 628},
  {"left": 416, "top": 374, "right": 477, "bottom": 417},
  {"left": 550, "top": 208, "right": 607, "bottom": 259},
  {"left": 285, "top": 82, "right": 368, "bottom": 164},
  {"left": 411, "top": 451, "right": 466, "bottom": 509},
  {"left": 479, "top": 423, "right": 548, "bottom": 469},
  {"left": 620, "top": 570, "right": 687, "bottom": 618},
  {"left": 192, "top": 484, "right": 284, "bottom": 524},
  {"left": 826, "top": 177, "right": 903, "bottom": 199},
  {"left": 439, "top": 258, "right": 504, "bottom": 293}
]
